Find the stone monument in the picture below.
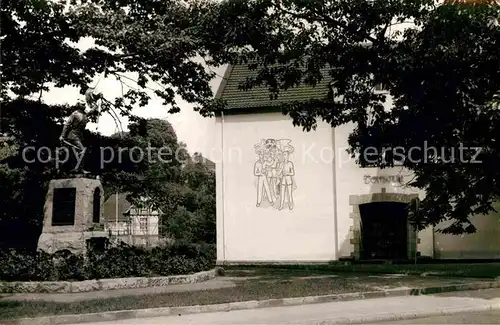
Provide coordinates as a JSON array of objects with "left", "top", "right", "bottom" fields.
[
  {"left": 37, "top": 88, "right": 109, "bottom": 254},
  {"left": 37, "top": 177, "right": 109, "bottom": 254}
]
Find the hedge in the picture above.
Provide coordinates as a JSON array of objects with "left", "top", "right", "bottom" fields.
[{"left": 0, "top": 241, "right": 215, "bottom": 281}]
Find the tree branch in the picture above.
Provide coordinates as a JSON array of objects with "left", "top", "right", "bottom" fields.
[{"left": 271, "top": 3, "right": 378, "bottom": 44}]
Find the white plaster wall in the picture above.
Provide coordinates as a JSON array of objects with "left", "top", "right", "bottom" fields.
[
  {"left": 333, "top": 122, "right": 427, "bottom": 257},
  {"left": 215, "top": 117, "right": 225, "bottom": 261},
  {"left": 215, "top": 108, "right": 499, "bottom": 261},
  {"left": 216, "top": 112, "right": 336, "bottom": 262},
  {"left": 332, "top": 119, "right": 499, "bottom": 259},
  {"left": 434, "top": 201, "right": 500, "bottom": 259},
  {"left": 418, "top": 227, "right": 435, "bottom": 258}
]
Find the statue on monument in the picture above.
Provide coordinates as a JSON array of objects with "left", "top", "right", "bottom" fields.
[
  {"left": 59, "top": 87, "right": 101, "bottom": 174},
  {"left": 37, "top": 85, "right": 110, "bottom": 255}
]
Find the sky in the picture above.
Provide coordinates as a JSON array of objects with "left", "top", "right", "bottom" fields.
[
  {"left": 40, "top": 38, "right": 227, "bottom": 160},
  {"left": 35, "top": 3, "right": 422, "bottom": 161}
]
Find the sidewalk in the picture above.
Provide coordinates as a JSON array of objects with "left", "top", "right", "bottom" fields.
[
  {"left": 1, "top": 274, "right": 497, "bottom": 303},
  {"left": 64, "top": 290, "right": 500, "bottom": 325},
  {"left": 0, "top": 278, "right": 236, "bottom": 303},
  {"left": 1, "top": 273, "right": 500, "bottom": 324}
]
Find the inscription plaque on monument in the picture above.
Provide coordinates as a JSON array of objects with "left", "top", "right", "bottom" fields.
[
  {"left": 52, "top": 187, "right": 76, "bottom": 226},
  {"left": 92, "top": 187, "right": 101, "bottom": 223},
  {"left": 39, "top": 178, "right": 107, "bottom": 254}
]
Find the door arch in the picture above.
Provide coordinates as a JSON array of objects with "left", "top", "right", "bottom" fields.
[{"left": 349, "top": 193, "right": 419, "bottom": 260}]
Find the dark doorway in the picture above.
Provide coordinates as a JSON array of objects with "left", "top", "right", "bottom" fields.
[{"left": 359, "top": 202, "right": 408, "bottom": 260}]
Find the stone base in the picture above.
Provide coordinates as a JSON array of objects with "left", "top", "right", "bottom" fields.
[
  {"left": 37, "top": 177, "right": 105, "bottom": 254},
  {"left": 41, "top": 178, "right": 103, "bottom": 232},
  {"left": 38, "top": 231, "right": 109, "bottom": 255},
  {"left": 54, "top": 174, "right": 100, "bottom": 180}
]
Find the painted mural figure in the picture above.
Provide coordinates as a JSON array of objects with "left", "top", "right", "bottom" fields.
[
  {"left": 267, "top": 140, "right": 281, "bottom": 198},
  {"left": 254, "top": 148, "right": 274, "bottom": 207},
  {"left": 279, "top": 149, "right": 295, "bottom": 210},
  {"left": 254, "top": 139, "right": 296, "bottom": 210},
  {"left": 263, "top": 151, "right": 278, "bottom": 201}
]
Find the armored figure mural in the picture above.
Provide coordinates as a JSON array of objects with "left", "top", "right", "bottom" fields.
[{"left": 254, "top": 139, "right": 296, "bottom": 210}]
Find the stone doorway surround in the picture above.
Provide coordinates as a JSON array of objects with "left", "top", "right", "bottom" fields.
[{"left": 349, "top": 192, "right": 420, "bottom": 260}]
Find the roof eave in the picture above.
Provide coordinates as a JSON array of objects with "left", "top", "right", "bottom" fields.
[{"left": 214, "top": 64, "right": 234, "bottom": 100}]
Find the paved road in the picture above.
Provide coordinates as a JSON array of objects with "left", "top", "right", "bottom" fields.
[
  {"left": 371, "top": 288, "right": 500, "bottom": 324},
  {"left": 68, "top": 291, "right": 500, "bottom": 325},
  {"left": 373, "top": 309, "right": 500, "bottom": 323}
]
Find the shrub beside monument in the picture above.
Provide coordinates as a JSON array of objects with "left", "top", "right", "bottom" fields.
[{"left": 0, "top": 242, "right": 215, "bottom": 281}]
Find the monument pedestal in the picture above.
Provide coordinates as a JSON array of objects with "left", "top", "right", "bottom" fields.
[{"left": 37, "top": 177, "right": 108, "bottom": 254}]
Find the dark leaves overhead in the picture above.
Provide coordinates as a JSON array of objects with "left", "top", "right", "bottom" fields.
[
  {"left": 2, "top": 0, "right": 500, "bottom": 236},
  {"left": 199, "top": 0, "right": 500, "bottom": 233},
  {"left": 1, "top": 0, "right": 219, "bottom": 113}
]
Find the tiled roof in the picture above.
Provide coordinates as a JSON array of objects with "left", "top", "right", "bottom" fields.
[
  {"left": 216, "top": 63, "right": 332, "bottom": 109},
  {"left": 103, "top": 193, "right": 132, "bottom": 223},
  {"left": 204, "top": 158, "right": 216, "bottom": 170}
]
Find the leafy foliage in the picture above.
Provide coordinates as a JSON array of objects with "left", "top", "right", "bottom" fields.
[
  {"left": 0, "top": 100, "right": 216, "bottom": 249},
  {"left": 199, "top": 0, "right": 500, "bottom": 234},
  {"left": 103, "top": 118, "right": 188, "bottom": 205},
  {"left": 1, "top": 0, "right": 220, "bottom": 249},
  {"left": 106, "top": 120, "right": 216, "bottom": 243},
  {"left": 1, "top": 0, "right": 219, "bottom": 113},
  {"left": 160, "top": 153, "right": 216, "bottom": 243},
  {"left": 0, "top": 242, "right": 215, "bottom": 281},
  {"left": 0, "top": 101, "right": 204, "bottom": 249}
]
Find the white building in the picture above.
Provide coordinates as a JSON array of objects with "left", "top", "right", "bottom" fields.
[
  {"left": 103, "top": 193, "right": 162, "bottom": 247},
  {"left": 214, "top": 63, "right": 500, "bottom": 264}
]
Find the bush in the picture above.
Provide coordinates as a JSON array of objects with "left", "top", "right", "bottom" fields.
[
  {"left": 85, "top": 243, "right": 153, "bottom": 279},
  {"left": 0, "top": 242, "right": 216, "bottom": 281},
  {"left": 53, "top": 249, "right": 86, "bottom": 281},
  {"left": 148, "top": 241, "right": 215, "bottom": 276}
]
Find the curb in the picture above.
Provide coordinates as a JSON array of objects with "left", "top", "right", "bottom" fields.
[
  {"left": 0, "top": 268, "right": 222, "bottom": 294},
  {"left": 327, "top": 303, "right": 500, "bottom": 324},
  {"left": 3, "top": 280, "right": 500, "bottom": 325}
]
